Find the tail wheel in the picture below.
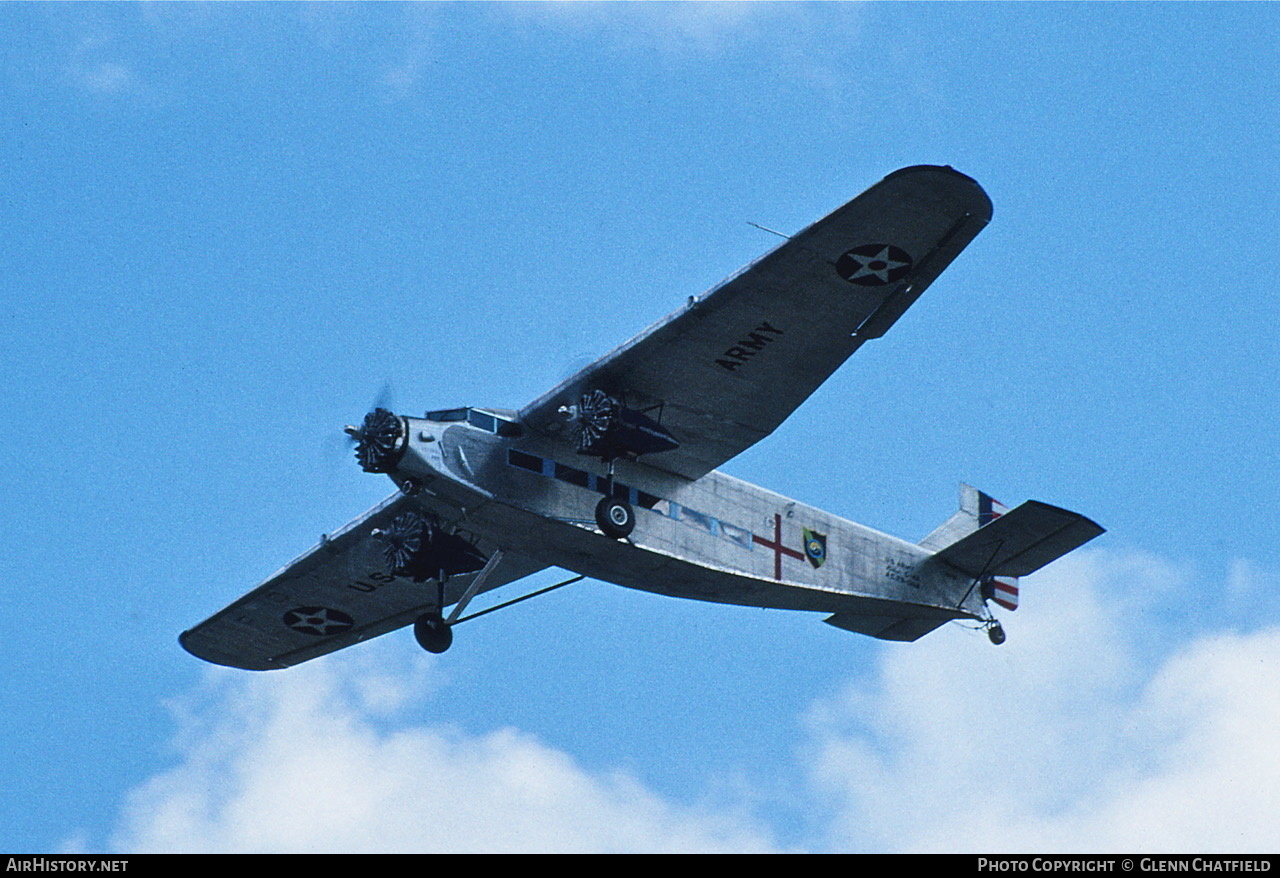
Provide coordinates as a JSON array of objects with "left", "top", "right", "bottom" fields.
[
  {"left": 987, "top": 623, "right": 1007, "bottom": 645},
  {"left": 595, "top": 496, "right": 635, "bottom": 539}
]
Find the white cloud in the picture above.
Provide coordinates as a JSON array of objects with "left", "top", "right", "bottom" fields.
[
  {"left": 378, "top": 6, "right": 434, "bottom": 101},
  {"left": 109, "top": 550, "right": 1280, "bottom": 853},
  {"left": 803, "top": 550, "right": 1280, "bottom": 853},
  {"left": 77, "top": 60, "right": 135, "bottom": 95},
  {"left": 507, "top": 1, "right": 843, "bottom": 61},
  {"left": 109, "top": 646, "right": 779, "bottom": 853},
  {"left": 66, "top": 35, "right": 139, "bottom": 96}
]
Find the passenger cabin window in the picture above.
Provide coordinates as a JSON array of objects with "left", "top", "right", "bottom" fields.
[
  {"left": 504, "top": 447, "right": 750, "bottom": 551},
  {"left": 508, "top": 449, "right": 543, "bottom": 473},
  {"left": 554, "top": 462, "right": 591, "bottom": 488}
]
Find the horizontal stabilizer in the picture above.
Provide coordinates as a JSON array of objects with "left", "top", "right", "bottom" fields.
[
  {"left": 824, "top": 612, "right": 948, "bottom": 642},
  {"left": 931, "top": 500, "right": 1104, "bottom": 579}
]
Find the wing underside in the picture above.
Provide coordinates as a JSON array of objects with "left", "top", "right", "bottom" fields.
[
  {"left": 520, "top": 165, "right": 993, "bottom": 479},
  {"left": 180, "top": 494, "right": 546, "bottom": 670}
]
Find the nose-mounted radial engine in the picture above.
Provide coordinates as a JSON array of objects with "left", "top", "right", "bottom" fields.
[
  {"left": 345, "top": 407, "right": 408, "bottom": 474},
  {"left": 562, "top": 390, "right": 679, "bottom": 539}
]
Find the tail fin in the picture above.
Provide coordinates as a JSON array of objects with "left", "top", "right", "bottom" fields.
[
  {"left": 918, "top": 484, "right": 1007, "bottom": 552},
  {"left": 920, "top": 486, "right": 1021, "bottom": 609}
]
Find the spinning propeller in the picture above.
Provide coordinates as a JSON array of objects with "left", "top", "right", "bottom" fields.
[
  {"left": 371, "top": 510, "right": 427, "bottom": 573},
  {"left": 575, "top": 389, "right": 619, "bottom": 454},
  {"left": 345, "top": 406, "right": 408, "bottom": 473},
  {"left": 567, "top": 389, "right": 680, "bottom": 461}
]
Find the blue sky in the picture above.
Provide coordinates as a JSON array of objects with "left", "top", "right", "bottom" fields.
[{"left": 4, "top": 3, "right": 1280, "bottom": 853}]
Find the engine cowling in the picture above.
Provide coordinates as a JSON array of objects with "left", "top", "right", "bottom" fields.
[
  {"left": 346, "top": 408, "right": 408, "bottom": 473},
  {"left": 372, "top": 510, "right": 488, "bottom": 583},
  {"left": 573, "top": 390, "right": 679, "bottom": 461}
]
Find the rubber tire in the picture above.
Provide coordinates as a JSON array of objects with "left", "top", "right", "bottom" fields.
[
  {"left": 987, "top": 623, "right": 1007, "bottom": 646},
  {"left": 414, "top": 613, "right": 453, "bottom": 654},
  {"left": 595, "top": 496, "right": 635, "bottom": 539}
]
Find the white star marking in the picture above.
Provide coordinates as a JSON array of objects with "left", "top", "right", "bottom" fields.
[{"left": 848, "top": 246, "right": 909, "bottom": 284}]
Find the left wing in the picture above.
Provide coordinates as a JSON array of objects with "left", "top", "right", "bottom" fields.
[
  {"left": 520, "top": 165, "right": 992, "bottom": 479},
  {"left": 180, "top": 494, "right": 546, "bottom": 670}
]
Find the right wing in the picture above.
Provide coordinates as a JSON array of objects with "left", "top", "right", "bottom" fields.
[
  {"left": 180, "top": 494, "right": 546, "bottom": 670},
  {"left": 519, "top": 166, "right": 992, "bottom": 480}
]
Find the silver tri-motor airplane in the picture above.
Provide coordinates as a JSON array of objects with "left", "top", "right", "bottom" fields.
[{"left": 181, "top": 165, "right": 1103, "bottom": 669}]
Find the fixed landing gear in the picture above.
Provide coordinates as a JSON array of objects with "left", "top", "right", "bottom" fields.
[
  {"left": 409, "top": 548, "right": 509, "bottom": 655},
  {"left": 987, "top": 622, "right": 1006, "bottom": 645},
  {"left": 595, "top": 496, "right": 635, "bottom": 539},
  {"left": 414, "top": 612, "right": 453, "bottom": 653},
  {"left": 411, "top": 568, "right": 588, "bottom": 656}
]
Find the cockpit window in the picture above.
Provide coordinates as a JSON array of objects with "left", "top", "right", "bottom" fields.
[
  {"left": 467, "top": 409, "right": 497, "bottom": 432},
  {"left": 432, "top": 407, "right": 524, "bottom": 437}
]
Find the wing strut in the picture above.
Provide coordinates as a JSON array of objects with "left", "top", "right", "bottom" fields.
[
  {"left": 446, "top": 549, "right": 505, "bottom": 625},
  {"left": 419, "top": 563, "right": 583, "bottom": 655},
  {"left": 452, "top": 574, "right": 586, "bottom": 625}
]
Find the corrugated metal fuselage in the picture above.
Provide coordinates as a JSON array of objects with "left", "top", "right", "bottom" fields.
[{"left": 392, "top": 413, "right": 986, "bottom": 628}]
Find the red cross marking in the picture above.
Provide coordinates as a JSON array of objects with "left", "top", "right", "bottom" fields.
[{"left": 752, "top": 513, "right": 804, "bottom": 580}]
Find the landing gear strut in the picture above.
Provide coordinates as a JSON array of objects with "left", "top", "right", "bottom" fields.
[
  {"left": 415, "top": 574, "right": 454, "bottom": 654},
  {"left": 594, "top": 459, "right": 635, "bottom": 539},
  {"left": 410, "top": 549, "right": 509, "bottom": 655}
]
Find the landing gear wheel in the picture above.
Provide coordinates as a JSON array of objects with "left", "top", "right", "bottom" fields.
[
  {"left": 987, "top": 623, "right": 1006, "bottom": 646},
  {"left": 595, "top": 496, "right": 635, "bottom": 539},
  {"left": 414, "top": 612, "right": 453, "bottom": 654}
]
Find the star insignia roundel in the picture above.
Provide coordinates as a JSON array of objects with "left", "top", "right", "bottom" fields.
[
  {"left": 283, "top": 606, "right": 355, "bottom": 637},
  {"left": 836, "top": 244, "right": 913, "bottom": 286}
]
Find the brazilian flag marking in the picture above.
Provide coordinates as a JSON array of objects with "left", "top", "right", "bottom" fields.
[{"left": 802, "top": 528, "right": 827, "bottom": 569}]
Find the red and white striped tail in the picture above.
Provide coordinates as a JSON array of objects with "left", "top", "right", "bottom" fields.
[{"left": 990, "top": 576, "right": 1019, "bottom": 611}]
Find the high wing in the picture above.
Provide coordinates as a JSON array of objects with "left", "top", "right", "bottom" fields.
[
  {"left": 520, "top": 165, "right": 993, "bottom": 480},
  {"left": 180, "top": 494, "right": 546, "bottom": 670}
]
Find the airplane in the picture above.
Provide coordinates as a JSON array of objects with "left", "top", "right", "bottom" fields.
[{"left": 180, "top": 165, "right": 1103, "bottom": 670}]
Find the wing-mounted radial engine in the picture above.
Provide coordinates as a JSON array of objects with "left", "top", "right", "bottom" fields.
[
  {"left": 345, "top": 408, "right": 408, "bottom": 474},
  {"left": 371, "top": 510, "right": 491, "bottom": 656},
  {"left": 371, "top": 510, "right": 488, "bottom": 584},
  {"left": 562, "top": 390, "right": 679, "bottom": 540},
  {"left": 571, "top": 390, "right": 680, "bottom": 461}
]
